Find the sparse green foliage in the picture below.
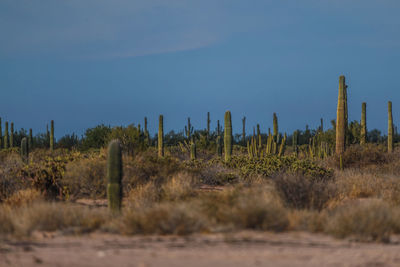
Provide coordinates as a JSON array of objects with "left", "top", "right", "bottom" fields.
[
  {"left": 107, "top": 140, "right": 122, "bottom": 212},
  {"left": 224, "top": 111, "right": 232, "bottom": 162}
]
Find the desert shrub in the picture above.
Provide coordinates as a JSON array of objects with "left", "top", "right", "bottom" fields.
[
  {"left": 200, "top": 185, "right": 289, "bottom": 231},
  {"left": 273, "top": 173, "right": 336, "bottom": 210},
  {"left": 331, "top": 144, "right": 388, "bottom": 169},
  {"left": 122, "top": 202, "right": 206, "bottom": 235},
  {"left": 222, "top": 155, "right": 332, "bottom": 179},
  {"left": 325, "top": 199, "right": 400, "bottom": 242},
  {"left": 4, "top": 189, "right": 44, "bottom": 207},
  {"left": 0, "top": 206, "right": 15, "bottom": 236},
  {"left": 107, "top": 125, "right": 148, "bottom": 156},
  {"left": 63, "top": 155, "right": 107, "bottom": 199},
  {"left": 0, "top": 152, "right": 27, "bottom": 201},
  {"left": 80, "top": 124, "right": 112, "bottom": 150},
  {"left": 287, "top": 209, "right": 327, "bottom": 232}
]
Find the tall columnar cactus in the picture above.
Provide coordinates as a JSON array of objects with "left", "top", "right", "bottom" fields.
[
  {"left": 388, "top": 101, "right": 394, "bottom": 153},
  {"left": 320, "top": 118, "right": 324, "bottom": 132},
  {"left": 190, "top": 139, "right": 197, "bottom": 160},
  {"left": 158, "top": 115, "right": 164, "bottom": 157},
  {"left": 21, "top": 137, "right": 29, "bottom": 164},
  {"left": 336, "top": 75, "right": 346, "bottom": 156},
  {"left": 242, "top": 116, "right": 246, "bottom": 145},
  {"left": 0, "top": 118, "right": 2, "bottom": 149},
  {"left": 46, "top": 124, "right": 50, "bottom": 146},
  {"left": 273, "top": 113, "right": 278, "bottom": 142},
  {"left": 50, "top": 120, "right": 54, "bottom": 151},
  {"left": 216, "top": 135, "right": 222, "bottom": 157},
  {"left": 360, "top": 102, "right": 367, "bottom": 145},
  {"left": 224, "top": 111, "right": 232, "bottom": 162},
  {"left": 29, "top": 128, "right": 33, "bottom": 150},
  {"left": 10, "top": 123, "right": 14, "bottom": 148},
  {"left": 217, "top": 120, "right": 221, "bottom": 136},
  {"left": 278, "top": 133, "right": 287, "bottom": 157},
  {"left": 107, "top": 140, "right": 122, "bottom": 212},
  {"left": 144, "top": 117, "right": 150, "bottom": 145},
  {"left": 256, "top": 124, "right": 261, "bottom": 148},
  {"left": 207, "top": 112, "right": 210, "bottom": 139},
  {"left": 185, "top": 117, "right": 193, "bottom": 140},
  {"left": 4, "top": 122, "right": 8, "bottom": 149}
]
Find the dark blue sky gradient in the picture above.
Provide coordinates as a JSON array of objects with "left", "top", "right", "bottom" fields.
[{"left": 1, "top": 1, "right": 400, "bottom": 138}]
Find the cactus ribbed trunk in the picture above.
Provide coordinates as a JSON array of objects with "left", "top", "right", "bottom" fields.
[
  {"left": 336, "top": 75, "right": 346, "bottom": 156},
  {"left": 4, "top": 122, "right": 8, "bottom": 149},
  {"left": 50, "top": 120, "right": 54, "bottom": 151},
  {"left": 216, "top": 136, "right": 222, "bottom": 157},
  {"left": 29, "top": 128, "right": 33, "bottom": 150},
  {"left": 256, "top": 124, "right": 261, "bottom": 148},
  {"left": 186, "top": 118, "right": 192, "bottom": 140},
  {"left": 21, "top": 137, "right": 29, "bottom": 164},
  {"left": 207, "top": 112, "right": 210, "bottom": 139},
  {"left": 10, "top": 123, "right": 14, "bottom": 148},
  {"left": 388, "top": 101, "right": 394, "bottom": 153},
  {"left": 224, "top": 111, "right": 232, "bottom": 162},
  {"left": 217, "top": 120, "right": 221, "bottom": 136},
  {"left": 242, "top": 116, "right": 246, "bottom": 146},
  {"left": 190, "top": 140, "right": 196, "bottom": 160},
  {"left": 273, "top": 113, "right": 278, "bottom": 142},
  {"left": 158, "top": 115, "right": 164, "bottom": 157},
  {"left": 320, "top": 118, "right": 324, "bottom": 132},
  {"left": 360, "top": 102, "right": 367, "bottom": 145},
  {"left": 278, "top": 133, "right": 287, "bottom": 157},
  {"left": 107, "top": 140, "right": 122, "bottom": 212}
]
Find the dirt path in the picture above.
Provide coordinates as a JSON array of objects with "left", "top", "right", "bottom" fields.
[{"left": 1, "top": 231, "right": 400, "bottom": 267}]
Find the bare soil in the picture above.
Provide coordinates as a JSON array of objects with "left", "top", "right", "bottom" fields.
[{"left": 1, "top": 231, "right": 400, "bottom": 267}]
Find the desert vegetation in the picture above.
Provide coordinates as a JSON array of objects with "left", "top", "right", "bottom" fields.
[{"left": 1, "top": 75, "right": 400, "bottom": 243}]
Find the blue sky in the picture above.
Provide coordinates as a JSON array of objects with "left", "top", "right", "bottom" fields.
[{"left": 1, "top": 0, "right": 400, "bottom": 138}]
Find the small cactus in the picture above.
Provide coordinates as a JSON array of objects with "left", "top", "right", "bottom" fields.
[
  {"left": 50, "top": 120, "right": 54, "bottom": 151},
  {"left": 21, "top": 137, "right": 29, "bottom": 164},
  {"left": 158, "top": 115, "right": 164, "bottom": 157},
  {"left": 388, "top": 101, "right": 394, "bottom": 153},
  {"left": 360, "top": 102, "right": 367, "bottom": 145},
  {"left": 224, "top": 111, "right": 232, "bottom": 162},
  {"left": 190, "top": 139, "right": 197, "bottom": 160},
  {"left": 10, "top": 123, "right": 14, "bottom": 148},
  {"left": 107, "top": 140, "right": 123, "bottom": 212},
  {"left": 4, "top": 122, "right": 8, "bottom": 149}
]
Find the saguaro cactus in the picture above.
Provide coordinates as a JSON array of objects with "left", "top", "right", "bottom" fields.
[
  {"left": 158, "top": 115, "right": 164, "bottom": 157},
  {"left": 388, "top": 101, "right": 394, "bottom": 153},
  {"left": 336, "top": 75, "right": 346, "bottom": 155},
  {"left": 21, "top": 137, "right": 29, "bottom": 164},
  {"left": 185, "top": 117, "right": 193, "bottom": 139},
  {"left": 107, "top": 140, "right": 122, "bottom": 212},
  {"left": 29, "top": 129, "right": 33, "bottom": 150},
  {"left": 216, "top": 135, "right": 222, "bottom": 157},
  {"left": 224, "top": 111, "right": 232, "bottom": 162},
  {"left": 320, "top": 118, "right": 324, "bottom": 132},
  {"left": 207, "top": 112, "right": 210, "bottom": 138},
  {"left": 257, "top": 124, "right": 261, "bottom": 148},
  {"left": 360, "top": 102, "right": 367, "bottom": 145},
  {"left": 4, "top": 122, "right": 8, "bottom": 149},
  {"left": 50, "top": 120, "right": 54, "bottom": 151},
  {"left": 10, "top": 123, "right": 14, "bottom": 148},
  {"left": 217, "top": 120, "right": 221, "bottom": 136},
  {"left": 273, "top": 113, "right": 278, "bottom": 142},
  {"left": 278, "top": 133, "right": 287, "bottom": 157},
  {"left": 242, "top": 116, "right": 246, "bottom": 145}
]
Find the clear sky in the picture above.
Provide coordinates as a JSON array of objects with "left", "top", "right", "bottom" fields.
[{"left": 1, "top": 0, "right": 400, "bottom": 138}]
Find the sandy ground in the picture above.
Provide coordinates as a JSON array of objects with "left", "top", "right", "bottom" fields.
[{"left": 1, "top": 231, "right": 400, "bottom": 267}]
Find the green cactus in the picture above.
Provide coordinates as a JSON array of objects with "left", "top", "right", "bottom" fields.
[
  {"left": 29, "top": 128, "right": 33, "bottom": 150},
  {"left": 50, "top": 120, "right": 54, "bottom": 151},
  {"left": 360, "top": 102, "right": 367, "bottom": 145},
  {"left": 207, "top": 112, "right": 210, "bottom": 139},
  {"left": 21, "top": 137, "right": 29, "bottom": 164},
  {"left": 10, "top": 123, "right": 14, "bottom": 148},
  {"left": 46, "top": 124, "right": 50, "bottom": 146},
  {"left": 320, "top": 118, "right": 324, "bottom": 132},
  {"left": 158, "top": 115, "right": 164, "bottom": 157},
  {"left": 336, "top": 75, "right": 346, "bottom": 156},
  {"left": 257, "top": 124, "right": 261, "bottom": 148},
  {"left": 278, "top": 133, "right": 287, "bottom": 157},
  {"left": 216, "top": 135, "right": 222, "bottom": 157},
  {"left": 144, "top": 117, "right": 150, "bottom": 145},
  {"left": 0, "top": 118, "right": 2, "bottom": 149},
  {"left": 190, "top": 139, "right": 196, "bottom": 160},
  {"left": 107, "top": 140, "right": 123, "bottom": 212},
  {"left": 4, "top": 122, "right": 8, "bottom": 149},
  {"left": 273, "top": 113, "right": 278, "bottom": 142},
  {"left": 388, "top": 101, "right": 394, "bottom": 153},
  {"left": 224, "top": 111, "right": 232, "bottom": 162},
  {"left": 185, "top": 117, "right": 193, "bottom": 139},
  {"left": 242, "top": 116, "right": 246, "bottom": 145}
]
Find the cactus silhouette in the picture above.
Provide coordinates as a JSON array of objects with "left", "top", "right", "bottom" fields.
[
  {"left": 158, "top": 115, "right": 164, "bottom": 157},
  {"left": 216, "top": 135, "right": 223, "bottom": 157},
  {"left": 21, "top": 137, "right": 29, "bottom": 164},
  {"left": 278, "top": 133, "right": 287, "bottom": 156},
  {"left": 50, "top": 120, "right": 54, "bottom": 151},
  {"left": 29, "top": 128, "right": 33, "bottom": 150},
  {"left": 273, "top": 113, "right": 278, "bottom": 142},
  {"left": 336, "top": 75, "right": 346, "bottom": 156},
  {"left": 257, "top": 124, "right": 261, "bottom": 149},
  {"left": 360, "top": 102, "right": 367, "bottom": 145},
  {"left": 107, "top": 140, "right": 122, "bottom": 212},
  {"left": 224, "top": 111, "right": 232, "bottom": 162},
  {"left": 185, "top": 117, "right": 193, "bottom": 140},
  {"left": 388, "top": 101, "right": 394, "bottom": 153},
  {"left": 10, "top": 123, "right": 14, "bottom": 148},
  {"left": 242, "top": 116, "right": 246, "bottom": 145},
  {"left": 320, "top": 118, "right": 324, "bottom": 132},
  {"left": 4, "top": 122, "right": 8, "bottom": 149}
]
